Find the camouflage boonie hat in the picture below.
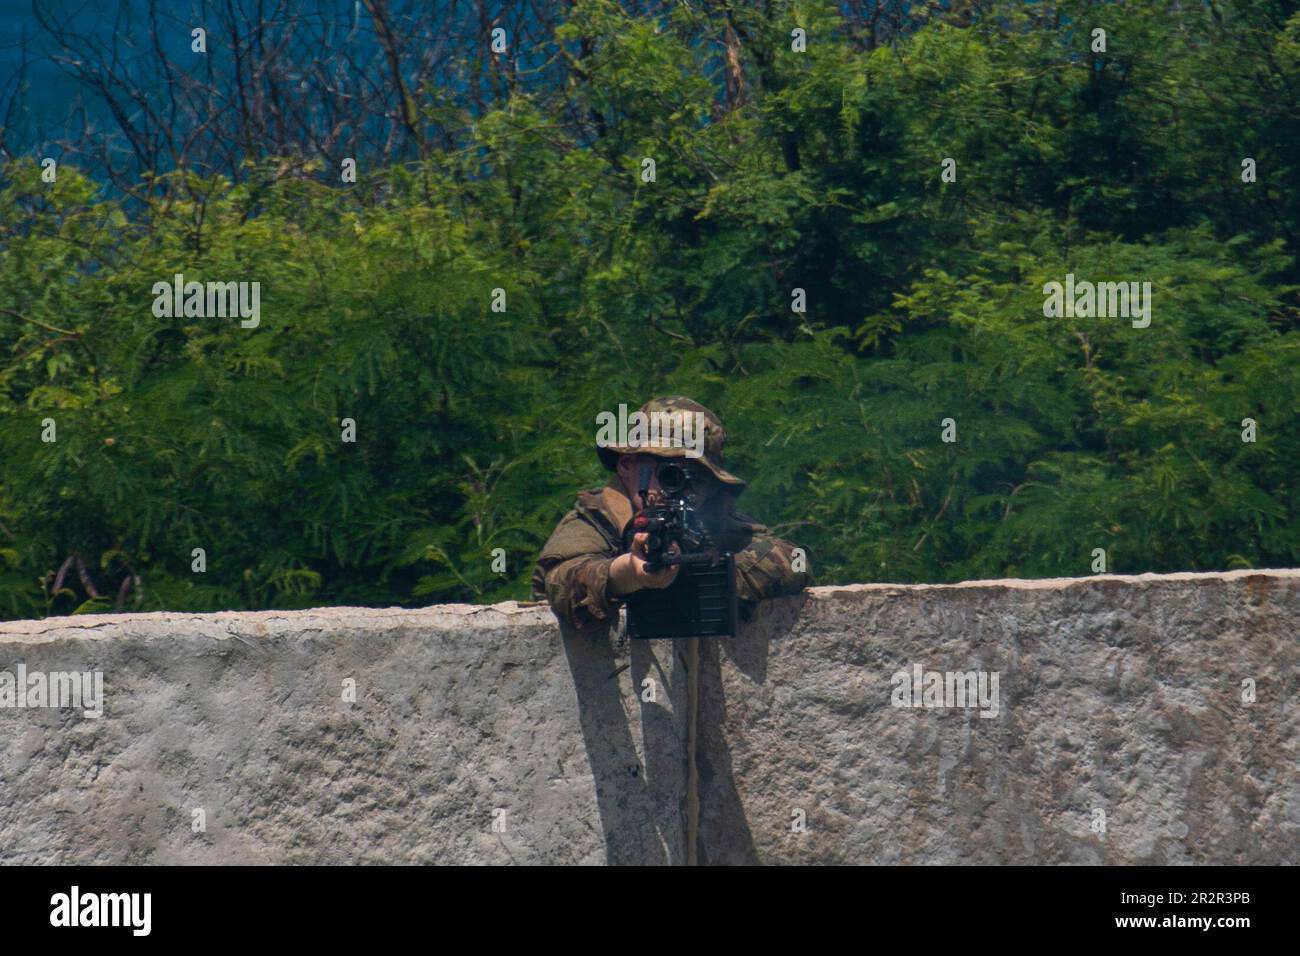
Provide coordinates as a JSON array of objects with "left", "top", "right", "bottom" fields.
[{"left": 596, "top": 396, "right": 746, "bottom": 490}]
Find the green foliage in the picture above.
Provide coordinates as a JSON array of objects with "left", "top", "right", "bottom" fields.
[{"left": 2, "top": 0, "right": 1298, "bottom": 619}]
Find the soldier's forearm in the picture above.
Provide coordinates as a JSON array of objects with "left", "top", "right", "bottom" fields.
[
  {"left": 608, "top": 553, "right": 638, "bottom": 597},
  {"left": 542, "top": 554, "right": 625, "bottom": 631}
]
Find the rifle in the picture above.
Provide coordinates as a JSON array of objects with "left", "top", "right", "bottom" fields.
[{"left": 623, "top": 461, "right": 738, "bottom": 639}]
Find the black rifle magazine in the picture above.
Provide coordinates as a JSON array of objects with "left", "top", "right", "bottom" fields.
[{"left": 625, "top": 552, "right": 737, "bottom": 639}]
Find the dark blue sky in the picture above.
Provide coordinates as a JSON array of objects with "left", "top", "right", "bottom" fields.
[
  {"left": 1, "top": 0, "right": 84, "bottom": 134},
  {"left": 0, "top": 0, "right": 560, "bottom": 172},
  {"left": 0, "top": 1, "right": 389, "bottom": 163}
]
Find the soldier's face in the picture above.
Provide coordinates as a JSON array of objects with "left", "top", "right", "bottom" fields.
[
  {"left": 617, "top": 453, "right": 660, "bottom": 512},
  {"left": 617, "top": 453, "right": 720, "bottom": 512}
]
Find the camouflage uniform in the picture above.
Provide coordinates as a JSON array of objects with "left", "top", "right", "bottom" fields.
[{"left": 530, "top": 397, "right": 811, "bottom": 634}]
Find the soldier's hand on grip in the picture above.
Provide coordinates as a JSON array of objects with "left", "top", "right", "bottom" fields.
[{"left": 610, "top": 532, "right": 679, "bottom": 595}]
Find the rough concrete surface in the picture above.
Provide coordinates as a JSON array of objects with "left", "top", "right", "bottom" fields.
[
  {"left": 0, "top": 604, "right": 687, "bottom": 864},
  {"left": 1, "top": 570, "right": 1296, "bottom": 864},
  {"left": 697, "top": 570, "right": 1299, "bottom": 864}
]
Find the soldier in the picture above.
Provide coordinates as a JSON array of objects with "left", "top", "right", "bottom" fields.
[{"left": 531, "top": 396, "right": 811, "bottom": 634}]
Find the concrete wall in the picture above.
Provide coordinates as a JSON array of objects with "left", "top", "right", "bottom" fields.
[
  {"left": 1, "top": 569, "right": 1296, "bottom": 864},
  {"left": 0, "top": 605, "right": 687, "bottom": 864}
]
